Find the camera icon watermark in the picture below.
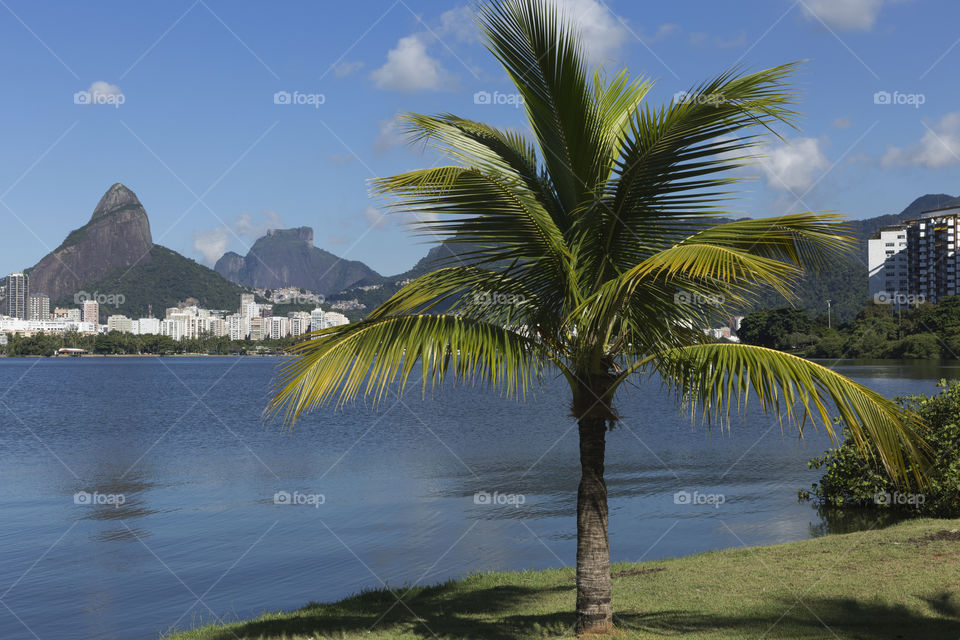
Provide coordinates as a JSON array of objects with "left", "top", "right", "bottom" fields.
[
  {"left": 473, "top": 90, "right": 524, "bottom": 109},
  {"left": 273, "top": 490, "right": 325, "bottom": 507},
  {"left": 73, "top": 90, "right": 125, "bottom": 108},
  {"left": 473, "top": 490, "right": 526, "bottom": 507},
  {"left": 74, "top": 290, "right": 126, "bottom": 307},
  {"left": 874, "top": 491, "right": 925, "bottom": 507},
  {"left": 873, "top": 90, "right": 925, "bottom": 109},
  {"left": 273, "top": 91, "right": 326, "bottom": 108},
  {"left": 473, "top": 292, "right": 526, "bottom": 307},
  {"left": 673, "top": 490, "right": 725, "bottom": 509},
  {"left": 873, "top": 291, "right": 924, "bottom": 306},
  {"left": 674, "top": 91, "right": 726, "bottom": 107},
  {"left": 674, "top": 291, "right": 725, "bottom": 307},
  {"left": 74, "top": 491, "right": 126, "bottom": 507}
]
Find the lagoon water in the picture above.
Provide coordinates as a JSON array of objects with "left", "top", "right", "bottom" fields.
[{"left": 0, "top": 357, "right": 953, "bottom": 640}]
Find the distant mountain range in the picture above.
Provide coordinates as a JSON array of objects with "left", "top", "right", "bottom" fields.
[
  {"left": 8, "top": 184, "right": 958, "bottom": 327},
  {"left": 214, "top": 226, "right": 380, "bottom": 294}
]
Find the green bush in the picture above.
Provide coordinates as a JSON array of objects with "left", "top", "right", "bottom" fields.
[{"left": 800, "top": 379, "right": 960, "bottom": 517}]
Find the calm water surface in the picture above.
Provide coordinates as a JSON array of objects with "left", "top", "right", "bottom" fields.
[{"left": 0, "top": 357, "right": 952, "bottom": 640}]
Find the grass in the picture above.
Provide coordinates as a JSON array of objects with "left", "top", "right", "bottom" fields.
[{"left": 165, "top": 518, "right": 960, "bottom": 639}]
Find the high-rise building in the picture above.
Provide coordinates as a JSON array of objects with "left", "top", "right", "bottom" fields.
[
  {"left": 6, "top": 273, "right": 28, "bottom": 319},
  {"left": 310, "top": 307, "right": 325, "bottom": 332},
  {"left": 268, "top": 316, "right": 289, "bottom": 340},
  {"left": 249, "top": 316, "right": 265, "bottom": 341},
  {"left": 867, "top": 226, "right": 909, "bottom": 299},
  {"left": 906, "top": 207, "right": 960, "bottom": 303},
  {"left": 288, "top": 311, "right": 311, "bottom": 337},
  {"left": 227, "top": 314, "right": 249, "bottom": 340},
  {"left": 27, "top": 293, "right": 50, "bottom": 321},
  {"left": 867, "top": 206, "right": 960, "bottom": 306},
  {"left": 83, "top": 300, "right": 100, "bottom": 324}
]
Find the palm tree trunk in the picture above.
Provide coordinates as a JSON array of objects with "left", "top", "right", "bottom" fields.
[{"left": 575, "top": 415, "right": 612, "bottom": 633}]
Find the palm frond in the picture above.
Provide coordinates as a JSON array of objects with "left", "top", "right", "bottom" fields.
[
  {"left": 650, "top": 343, "right": 930, "bottom": 487},
  {"left": 268, "top": 314, "right": 546, "bottom": 423}
]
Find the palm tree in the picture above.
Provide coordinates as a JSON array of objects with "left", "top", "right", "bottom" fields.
[{"left": 270, "top": 0, "right": 928, "bottom": 633}]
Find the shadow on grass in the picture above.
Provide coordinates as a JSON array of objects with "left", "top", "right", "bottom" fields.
[
  {"left": 615, "top": 593, "right": 960, "bottom": 639},
  {"left": 181, "top": 586, "right": 960, "bottom": 639}
]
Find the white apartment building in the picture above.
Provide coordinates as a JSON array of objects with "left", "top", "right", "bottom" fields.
[
  {"left": 288, "top": 311, "right": 311, "bottom": 337},
  {"left": 867, "top": 226, "right": 909, "bottom": 299},
  {"left": 107, "top": 315, "right": 133, "bottom": 333},
  {"left": 132, "top": 317, "right": 161, "bottom": 335},
  {"left": 268, "top": 316, "right": 289, "bottom": 340},
  {"left": 310, "top": 307, "right": 325, "bottom": 332},
  {"left": 227, "top": 314, "right": 249, "bottom": 340},
  {"left": 323, "top": 311, "right": 349, "bottom": 328},
  {"left": 160, "top": 319, "right": 185, "bottom": 341}
]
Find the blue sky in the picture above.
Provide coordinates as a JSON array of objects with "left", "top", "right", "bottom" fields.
[{"left": 2, "top": 0, "right": 959, "bottom": 277}]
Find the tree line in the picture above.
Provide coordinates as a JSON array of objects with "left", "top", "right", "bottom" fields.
[
  {"left": 738, "top": 297, "right": 960, "bottom": 359},
  {"left": 0, "top": 331, "right": 301, "bottom": 356}
]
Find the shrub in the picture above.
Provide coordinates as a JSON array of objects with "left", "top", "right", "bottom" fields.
[{"left": 800, "top": 380, "right": 960, "bottom": 517}]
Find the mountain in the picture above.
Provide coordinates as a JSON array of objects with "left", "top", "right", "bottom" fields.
[
  {"left": 28, "top": 183, "right": 153, "bottom": 301},
  {"left": 53, "top": 245, "right": 250, "bottom": 320},
  {"left": 24, "top": 183, "right": 253, "bottom": 322},
  {"left": 214, "top": 227, "right": 381, "bottom": 294}
]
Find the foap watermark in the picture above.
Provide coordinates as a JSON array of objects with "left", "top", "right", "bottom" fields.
[
  {"left": 674, "top": 91, "right": 726, "bottom": 107},
  {"left": 874, "top": 291, "right": 924, "bottom": 306},
  {"left": 273, "top": 91, "right": 326, "bottom": 108},
  {"left": 873, "top": 90, "right": 925, "bottom": 109},
  {"left": 473, "top": 90, "right": 524, "bottom": 109},
  {"left": 674, "top": 490, "right": 725, "bottom": 509},
  {"left": 273, "top": 490, "right": 325, "bottom": 507},
  {"left": 74, "top": 491, "right": 126, "bottom": 507},
  {"left": 473, "top": 292, "right": 526, "bottom": 307},
  {"left": 674, "top": 291, "right": 725, "bottom": 307},
  {"left": 474, "top": 490, "right": 526, "bottom": 507},
  {"left": 73, "top": 90, "right": 125, "bottom": 108},
  {"left": 874, "top": 491, "right": 925, "bottom": 507},
  {"left": 74, "top": 290, "right": 126, "bottom": 307}
]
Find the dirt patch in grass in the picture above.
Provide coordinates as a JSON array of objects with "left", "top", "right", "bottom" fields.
[{"left": 909, "top": 529, "right": 960, "bottom": 544}]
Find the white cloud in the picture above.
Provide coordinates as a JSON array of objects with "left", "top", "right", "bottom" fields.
[
  {"left": 832, "top": 116, "right": 853, "bottom": 129},
  {"left": 801, "top": 0, "right": 884, "bottom": 31},
  {"left": 89, "top": 81, "right": 123, "bottom": 99},
  {"left": 439, "top": 6, "right": 477, "bottom": 43},
  {"left": 373, "top": 116, "right": 407, "bottom": 153},
  {"left": 192, "top": 210, "right": 284, "bottom": 265},
  {"left": 757, "top": 137, "right": 830, "bottom": 193},
  {"left": 882, "top": 112, "right": 960, "bottom": 168},
  {"left": 549, "top": 0, "right": 629, "bottom": 67},
  {"left": 363, "top": 207, "right": 390, "bottom": 229},
  {"left": 333, "top": 61, "right": 364, "bottom": 78},
  {"left": 371, "top": 34, "right": 451, "bottom": 91}
]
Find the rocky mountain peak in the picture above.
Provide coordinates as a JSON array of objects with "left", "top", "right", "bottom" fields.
[
  {"left": 266, "top": 226, "right": 314, "bottom": 244},
  {"left": 90, "top": 183, "right": 143, "bottom": 221}
]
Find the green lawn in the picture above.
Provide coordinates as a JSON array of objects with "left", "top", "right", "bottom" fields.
[{"left": 165, "top": 518, "right": 960, "bottom": 639}]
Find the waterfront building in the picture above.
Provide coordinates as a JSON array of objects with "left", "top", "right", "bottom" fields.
[
  {"left": 132, "top": 317, "right": 161, "bottom": 335},
  {"left": 323, "top": 311, "right": 349, "bottom": 328},
  {"left": 82, "top": 300, "right": 100, "bottom": 325},
  {"left": 27, "top": 293, "right": 50, "bottom": 321},
  {"left": 6, "top": 273, "right": 28, "bottom": 320},
  {"left": 107, "top": 315, "right": 133, "bottom": 334},
  {"left": 310, "top": 307, "right": 325, "bottom": 332}
]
